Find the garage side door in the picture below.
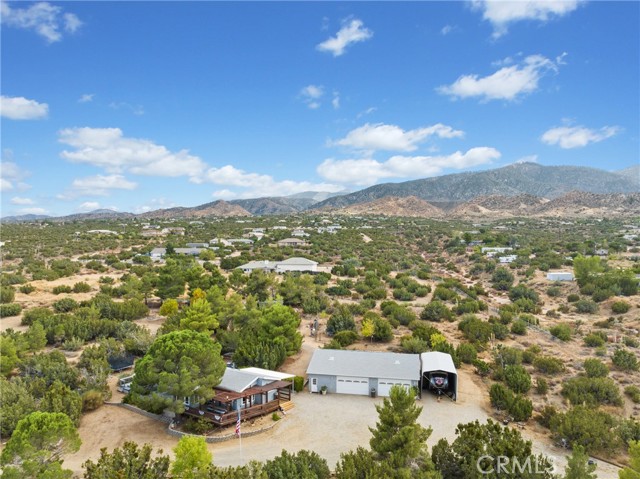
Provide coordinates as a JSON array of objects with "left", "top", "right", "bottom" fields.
[
  {"left": 378, "top": 380, "right": 412, "bottom": 397},
  {"left": 336, "top": 376, "right": 369, "bottom": 395}
]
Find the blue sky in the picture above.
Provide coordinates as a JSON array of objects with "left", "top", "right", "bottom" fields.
[{"left": 1, "top": 0, "right": 638, "bottom": 217}]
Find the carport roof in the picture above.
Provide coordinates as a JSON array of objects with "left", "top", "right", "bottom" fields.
[
  {"left": 420, "top": 352, "right": 457, "bottom": 375},
  {"left": 306, "top": 349, "right": 420, "bottom": 381}
]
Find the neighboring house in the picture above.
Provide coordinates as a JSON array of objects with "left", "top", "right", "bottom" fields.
[
  {"left": 167, "top": 227, "right": 185, "bottom": 235},
  {"left": 238, "top": 260, "right": 277, "bottom": 273},
  {"left": 182, "top": 367, "right": 293, "bottom": 427},
  {"left": 498, "top": 255, "right": 518, "bottom": 264},
  {"left": 87, "top": 229, "right": 119, "bottom": 235},
  {"left": 481, "top": 247, "right": 512, "bottom": 254},
  {"left": 277, "top": 238, "right": 308, "bottom": 247},
  {"left": 228, "top": 238, "right": 254, "bottom": 245},
  {"left": 141, "top": 230, "right": 166, "bottom": 238},
  {"left": 595, "top": 248, "right": 609, "bottom": 256},
  {"left": 186, "top": 242, "right": 209, "bottom": 248},
  {"left": 150, "top": 247, "right": 166, "bottom": 259},
  {"left": 291, "top": 229, "right": 310, "bottom": 237},
  {"left": 546, "top": 271, "right": 575, "bottom": 281},
  {"left": 306, "top": 349, "right": 420, "bottom": 397},
  {"left": 238, "top": 257, "right": 318, "bottom": 274},
  {"left": 275, "top": 257, "right": 318, "bottom": 273}
]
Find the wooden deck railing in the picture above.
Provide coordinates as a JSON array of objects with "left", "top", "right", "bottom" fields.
[{"left": 184, "top": 399, "right": 282, "bottom": 426}]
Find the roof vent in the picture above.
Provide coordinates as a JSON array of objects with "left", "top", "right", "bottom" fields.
[
  {"left": 394, "top": 360, "right": 400, "bottom": 365},
  {"left": 329, "top": 357, "right": 335, "bottom": 361}
]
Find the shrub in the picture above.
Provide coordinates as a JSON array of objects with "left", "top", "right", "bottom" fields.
[
  {"left": 293, "top": 376, "right": 304, "bottom": 393},
  {"left": 19, "top": 284, "right": 35, "bottom": 294},
  {"left": 561, "top": 377, "right": 623, "bottom": 407},
  {"left": 508, "top": 395, "right": 533, "bottom": 422},
  {"left": 504, "top": 365, "right": 531, "bottom": 394},
  {"left": 73, "top": 282, "right": 92, "bottom": 293},
  {"left": 550, "top": 406, "right": 621, "bottom": 454},
  {"left": 53, "top": 297, "right": 79, "bottom": 313},
  {"left": 0, "top": 303, "right": 22, "bottom": 317},
  {"left": 400, "top": 336, "right": 429, "bottom": 354},
  {"left": 583, "top": 358, "right": 609, "bottom": 378},
  {"left": 510, "top": 320, "right": 527, "bottom": 335},
  {"left": 82, "top": 390, "right": 104, "bottom": 411},
  {"left": 522, "top": 345, "right": 540, "bottom": 364},
  {"left": 472, "top": 359, "right": 491, "bottom": 377},
  {"left": 62, "top": 337, "right": 84, "bottom": 351},
  {"left": 625, "top": 385, "right": 640, "bottom": 403},
  {"left": 567, "top": 293, "right": 580, "bottom": 303},
  {"left": 583, "top": 332, "right": 607, "bottom": 347},
  {"left": 272, "top": 412, "right": 281, "bottom": 421},
  {"left": 52, "top": 285, "right": 73, "bottom": 295},
  {"left": 533, "top": 356, "right": 565, "bottom": 375},
  {"left": 536, "top": 377, "right": 548, "bottom": 395},
  {"left": 537, "top": 405, "right": 557, "bottom": 428},
  {"left": 612, "top": 348, "right": 639, "bottom": 371},
  {"left": 547, "top": 286, "right": 562, "bottom": 297},
  {"left": 624, "top": 336, "right": 639, "bottom": 348},
  {"left": 456, "top": 343, "right": 477, "bottom": 364},
  {"left": 574, "top": 299, "right": 598, "bottom": 314},
  {"left": 183, "top": 418, "right": 211, "bottom": 435},
  {"left": 611, "top": 301, "right": 631, "bottom": 314},
  {"left": 489, "top": 383, "right": 513, "bottom": 411},
  {"left": 333, "top": 330, "right": 358, "bottom": 347},
  {"left": 0, "top": 286, "right": 15, "bottom": 304},
  {"left": 420, "top": 301, "right": 453, "bottom": 322},
  {"left": 549, "top": 323, "right": 572, "bottom": 341},
  {"left": 21, "top": 307, "right": 53, "bottom": 326}
]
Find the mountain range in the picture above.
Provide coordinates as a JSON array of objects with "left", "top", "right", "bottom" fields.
[{"left": 2, "top": 163, "right": 638, "bottom": 222}]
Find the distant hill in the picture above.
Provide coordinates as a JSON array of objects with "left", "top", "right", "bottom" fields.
[
  {"left": 230, "top": 191, "right": 347, "bottom": 215},
  {"left": 137, "top": 200, "right": 251, "bottom": 219},
  {"left": 317, "top": 196, "right": 444, "bottom": 218},
  {"left": 1, "top": 213, "right": 52, "bottom": 223},
  {"left": 321, "top": 191, "right": 640, "bottom": 219},
  {"left": 313, "top": 163, "right": 639, "bottom": 210},
  {"left": 56, "top": 209, "right": 135, "bottom": 222}
]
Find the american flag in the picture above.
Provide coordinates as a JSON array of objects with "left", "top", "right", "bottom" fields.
[{"left": 235, "top": 410, "right": 241, "bottom": 437}]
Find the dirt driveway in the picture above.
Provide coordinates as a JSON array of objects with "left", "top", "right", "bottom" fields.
[{"left": 64, "top": 367, "right": 621, "bottom": 478}]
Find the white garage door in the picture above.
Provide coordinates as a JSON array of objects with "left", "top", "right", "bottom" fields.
[
  {"left": 336, "top": 376, "right": 370, "bottom": 395},
  {"left": 377, "top": 380, "right": 412, "bottom": 397}
]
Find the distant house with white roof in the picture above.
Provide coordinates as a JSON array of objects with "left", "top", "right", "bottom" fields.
[
  {"left": 238, "top": 257, "right": 318, "bottom": 274},
  {"left": 277, "top": 238, "right": 308, "bottom": 247}
]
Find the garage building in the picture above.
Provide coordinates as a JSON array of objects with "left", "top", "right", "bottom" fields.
[
  {"left": 420, "top": 351, "right": 458, "bottom": 401},
  {"left": 306, "top": 349, "right": 420, "bottom": 397}
]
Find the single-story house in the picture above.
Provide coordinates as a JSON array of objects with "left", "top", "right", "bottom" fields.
[
  {"left": 420, "top": 352, "right": 457, "bottom": 401},
  {"left": 238, "top": 257, "right": 318, "bottom": 274},
  {"left": 306, "top": 349, "right": 420, "bottom": 397},
  {"left": 228, "top": 238, "right": 254, "bottom": 245},
  {"left": 499, "top": 255, "right": 518, "bottom": 264},
  {"left": 278, "top": 238, "right": 309, "bottom": 247},
  {"left": 150, "top": 247, "right": 166, "bottom": 259},
  {"left": 182, "top": 367, "right": 293, "bottom": 427},
  {"left": 546, "top": 271, "right": 575, "bottom": 281},
  {"left": 238, "top": 260, "right": 277, "bottom": 273},
  {"left": 275, "top": 257, "right": 318, "bottom": 273},
  {"left": 186, "top": 242, "right": 209, "bottom": 248},
  {"left": 482, "top": 247, "right": 513, "bottom": 255}
]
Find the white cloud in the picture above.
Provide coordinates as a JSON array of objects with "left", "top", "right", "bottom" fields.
[
  {"left": 0, "top": 95, "right": 48, "bottom": 120},
  {"left": 212, "top": 189, "right": 238, "bottom": 200},
  {"left": 109, "top": 101, "right": 144, "bottom": 116},
  {"left": 317, "top": 147, "right": 501, "bottom": 186},
  {"left": 541, "top": 125, "right": 621, "bottom": 149},
  {"left": 196, "top": 164, "right": 344, "bottom": 198},
  {"left": 441, "top": 25, "right": 455, "bottom": 35},
  {"left": 514, "top": 155, "right": 539, "bottom": 164},
  {"left": 69, "top": 174, "right": 138, "bottom": 197},
  {"left": 58, "top": 127, "right": 207, "bottom": 178},
  {"left": 437, "top": 54, "right": 561, "bottom": 102},
  {"left": 316, "top": 18, "right": 373, "bottom": 57},
  {"left": 78, "top": 93, "right": 94, "bottom": 103},
  {"left": 0, "top": 1, "right": 82, "bottom": 43},
  {"left": 18, "top": 207, "right": 47, "bottom": 215},
  {"left": 0, "top": 160, "right": 31, "bottom": 191},
  {"left": 357, "top": 107, "right": 377, "bottom": 119},
  {"left": 300, "top": 85, "right": 324, "bottom": 109},
  {"left": 332, "top": 123, "right": 464, "bottom": 152},
  {"left": 332, "top": 92, "right": 340, "bottom": 109},
  {"left": 78, "top": 201, "right": 100, "bottom": 212},
  {"left": 471, "top": 0, "right": 582, "bottom": 38},
  {"left": 10, "top": 196, "right": 34, "bottom": 205}
]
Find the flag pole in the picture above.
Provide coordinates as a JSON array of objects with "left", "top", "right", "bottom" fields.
[{"left": 236, "top": 407, "right": 243, "bottom": 465}]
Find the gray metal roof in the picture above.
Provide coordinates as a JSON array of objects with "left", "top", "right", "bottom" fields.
[
  {"left": 217, "top": 369, "right": 259, "bottom": 393},
  {"left": 278, "top": 257, "right": 317, "bottom": 265},
  {"left": 420, "top": 352, "right": 457, "bottom": 376},
  {"left": 238, "top": 260, "right": 276, "bottom": 270},
  {"left": 306, "top": 349, "right": 420, "bottom": 381}
]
